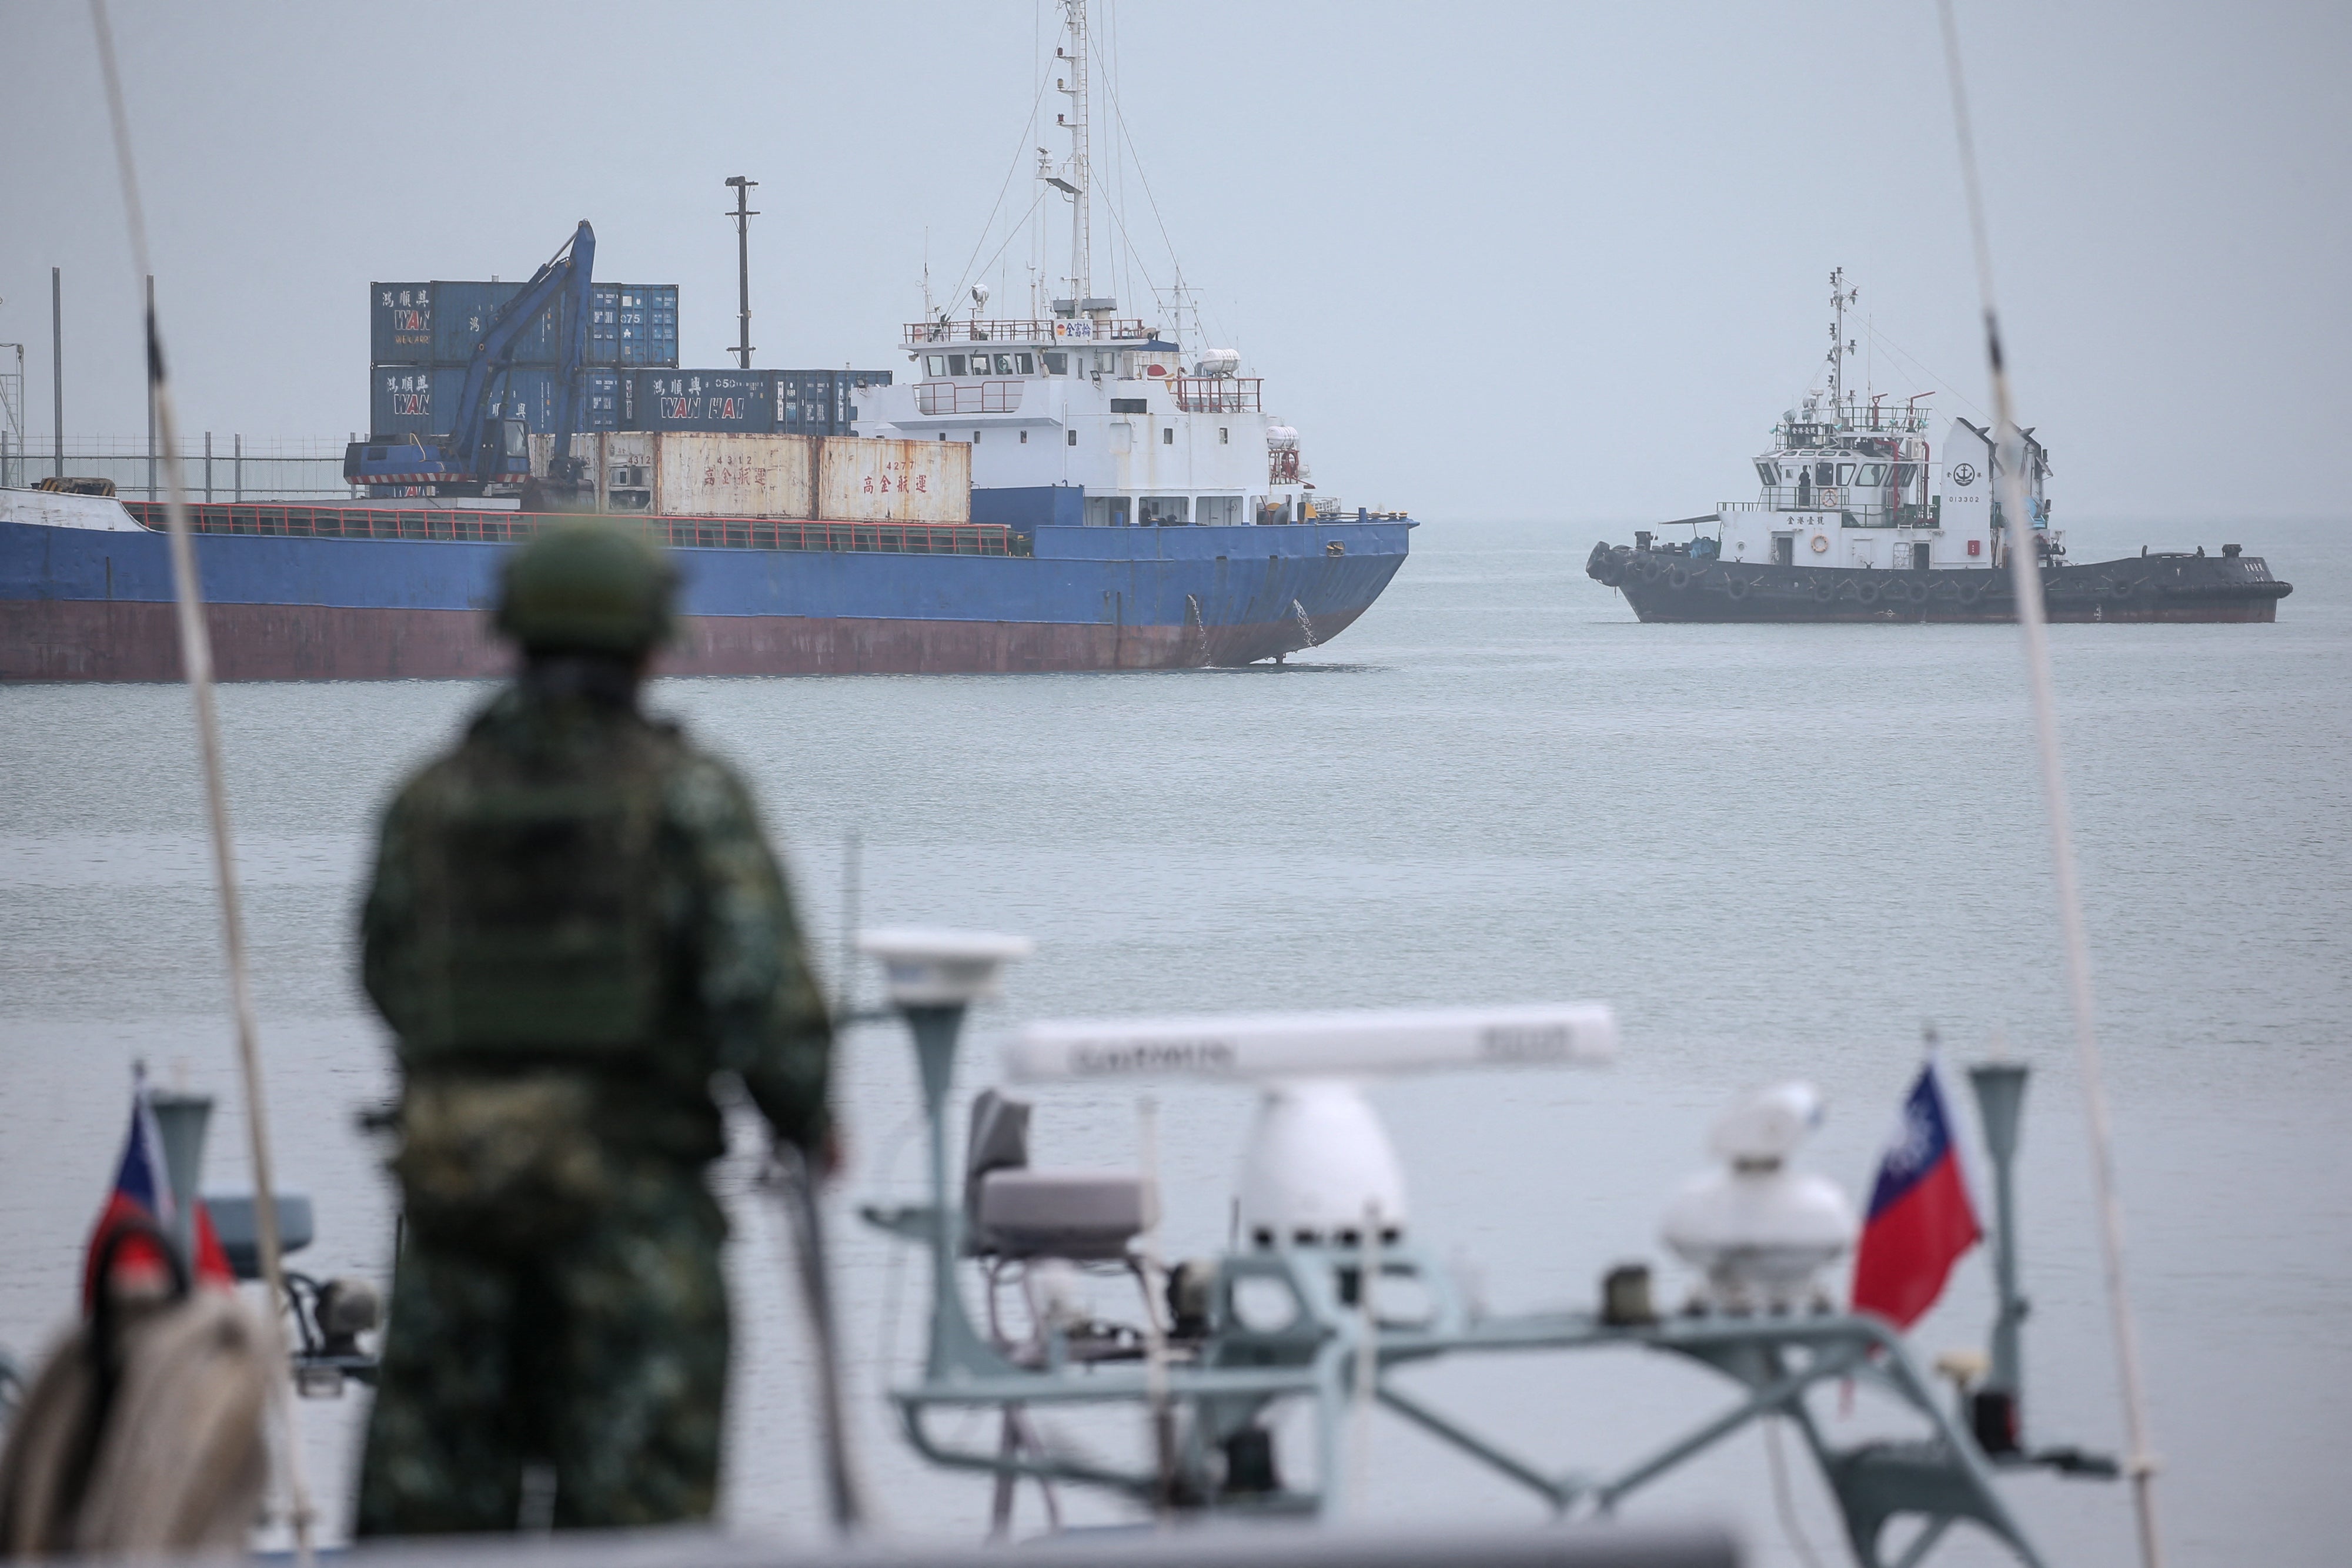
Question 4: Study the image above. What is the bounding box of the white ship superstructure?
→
[853,0,1337,533]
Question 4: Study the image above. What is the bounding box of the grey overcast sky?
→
[2,0,2344,522]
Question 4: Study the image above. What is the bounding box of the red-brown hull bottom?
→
[1,600,1371,683]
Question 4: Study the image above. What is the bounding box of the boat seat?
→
[964,1088,1146,1261]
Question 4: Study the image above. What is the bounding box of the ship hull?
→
[1,504,1406,681]
[1586,544,2288,624]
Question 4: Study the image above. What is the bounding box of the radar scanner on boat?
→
[1007,1003,1616,1247]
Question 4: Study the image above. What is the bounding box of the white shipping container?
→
[818,437,969,524]
[653,433,814,518]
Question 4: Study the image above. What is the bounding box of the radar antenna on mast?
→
[1827,267,1859,423]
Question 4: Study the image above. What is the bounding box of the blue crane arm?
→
[443,220,597,482]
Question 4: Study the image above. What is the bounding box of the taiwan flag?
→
[1850,1058,1982,1329]
[82,1068,235,1308]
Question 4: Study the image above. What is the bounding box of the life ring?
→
[1810,534,1829,554]
[1724,575,1750,600]
[1666,565,1691,590]
[1855,580,1882,607]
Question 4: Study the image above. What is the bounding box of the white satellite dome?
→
[1661,1081,1855,1312]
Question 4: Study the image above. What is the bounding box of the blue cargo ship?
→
[1,0,1411,682]
[0,492,1408,680]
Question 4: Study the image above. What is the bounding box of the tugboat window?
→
[1837,463,1856,484]
[1856,463,1886,486]
[1815,462,1835,485]
[1755,461,1777,487]
[948,354,968,376]
[924,355,947,376]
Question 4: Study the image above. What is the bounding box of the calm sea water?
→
[4,516,2346,1564]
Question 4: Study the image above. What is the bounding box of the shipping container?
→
[432,281,560,366]
[819,436,968,523]
[775,370,837,436]
[580,285,679,367]
[633,370,774,433]
[373,365,614,439]
[370,282,436,364]
[369,366,464,437]
[652,433,814,518]
[614,286,679,366]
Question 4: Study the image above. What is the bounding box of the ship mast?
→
[1827,268,1857,425]
[1058,0,1093,307]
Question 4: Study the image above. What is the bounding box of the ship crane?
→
[342,221,599,501]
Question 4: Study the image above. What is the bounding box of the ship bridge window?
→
[1836,463,1856,484]
[1856,462,1887,486]
[1893,462,1917,488]
[1755,461,1777,487]
[1815,462,1835,485]
[1043,351,1069,375]
[947,354,968,376]
[924,355,948,376]
[1139,495,1190,525]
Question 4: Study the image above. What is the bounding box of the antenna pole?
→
[52,266,64,480]
[1939,5,2163,1564]
[726,176,759,370]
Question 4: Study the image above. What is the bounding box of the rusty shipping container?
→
[820,437,968,524]
[653,433,814,518]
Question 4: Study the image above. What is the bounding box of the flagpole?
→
[1937,6,2163,1564]
[87,6,317,1560]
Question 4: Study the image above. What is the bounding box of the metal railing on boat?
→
[123,503,1023,556]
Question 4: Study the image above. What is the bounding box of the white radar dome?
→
[1237,1081,1407,1249]
[1661,1081,1855,1312]
[1195,348,1241,378]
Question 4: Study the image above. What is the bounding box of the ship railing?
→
[915,380,1025,416]
[125,502,1021,556]
[1171,377,1262,413]
[904,318,1149,346]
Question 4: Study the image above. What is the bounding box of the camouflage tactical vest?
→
[399,723,675,1068]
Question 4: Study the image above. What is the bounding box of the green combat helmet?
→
[495,521,678,655]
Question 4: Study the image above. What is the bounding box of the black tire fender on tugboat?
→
[2109,577,2135,599]
[1813,577,1839,602]
[1905,580,1931,604]
[1724,574,1751,600]
[1666,564,1691,590]
[1957,581,1986,606]
[1855,580,1882,607]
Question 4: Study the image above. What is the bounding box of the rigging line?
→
[965,190,1054,306]
[1936,6,2165,1568]
[948,68,1061,310]
[1090,34,1187,289]
[86,4,317,1563]
[1862,320,1990,422]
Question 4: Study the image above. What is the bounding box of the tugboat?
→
[1586,271,2291,623]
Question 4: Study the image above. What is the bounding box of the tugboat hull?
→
[1586,544,2289,624]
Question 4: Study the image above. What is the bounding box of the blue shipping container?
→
[372,366,616,438]
[370,282,436,364]
[633,369,773,432]
[432,281,560,366]
[775,369,836,435]
[616,286,679,366]
[369,366,464,437]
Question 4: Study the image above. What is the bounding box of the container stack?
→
[369,280,889,442]
[368,280,681,439]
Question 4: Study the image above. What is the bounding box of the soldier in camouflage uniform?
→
[353,522,832,1534]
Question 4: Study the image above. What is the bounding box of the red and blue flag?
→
[82,1068,235,1307]
[1850,1057,1982,1329]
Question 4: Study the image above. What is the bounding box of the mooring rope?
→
[1937,5,2164,1564]
[86,4,318,1559]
